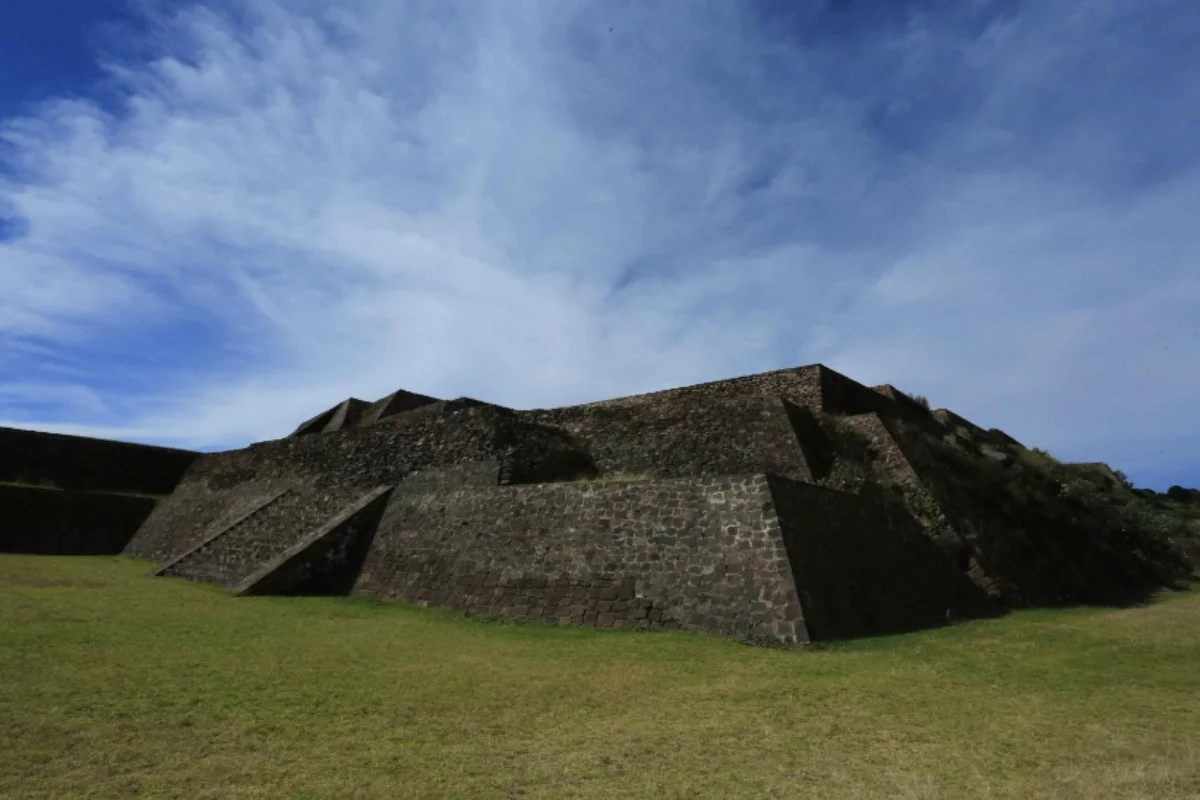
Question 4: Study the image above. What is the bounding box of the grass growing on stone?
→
[2,556,1199,800]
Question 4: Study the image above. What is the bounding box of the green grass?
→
[2,557,1199,799]
[1013,446,1061,471]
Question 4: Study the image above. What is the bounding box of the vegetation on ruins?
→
[3,364,1195,645]
[814,413,1194,606]
[2,363,1198,797]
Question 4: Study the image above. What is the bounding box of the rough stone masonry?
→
[120,362,1004,644]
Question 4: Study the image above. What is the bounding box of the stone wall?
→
[555,364,889,416]
[291,402,342,436]
[124,480,293,563]
[931,409,986,439]
[369,397,494,429]
[395,463,500,495]
[818,368,893,415]
[524,395,810,482]
[355,475,807,644]
[292,390,442,436]
[496,418,598,485]
[841,413,925,492]
[349,472,984,642]
[767,477,987,640]
[0,425,197,495]
[872,384,935,418]
[360,389,441,427]
[180,404,589,493]
[830,413,984,583]
[235,486,394,596]
[0,485,158,554]
[326,398,371,432]
[784,403,837,481]
[160,485,363,588]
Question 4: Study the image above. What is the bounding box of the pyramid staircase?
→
[155,486,382,590]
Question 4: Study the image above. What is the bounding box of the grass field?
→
[2,555,1198,799]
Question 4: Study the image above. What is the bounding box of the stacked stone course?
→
[7,358,1175,635]
[110,359,1178,644]
[355,475,808,642]
[159,486,362,587]
[126,479,292,563]
[524,395,810,482]
[114,362,997,643]
[236,485,394,596]
[0,426,198,555]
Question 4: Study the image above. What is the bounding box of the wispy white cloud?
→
[0,0,1197,489]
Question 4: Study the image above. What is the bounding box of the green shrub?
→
[891,420,1192,602]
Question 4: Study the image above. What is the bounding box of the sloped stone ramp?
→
[234,485,393,596]
[156,485,389,592]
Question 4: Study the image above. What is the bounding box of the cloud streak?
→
[1,0,1197,489]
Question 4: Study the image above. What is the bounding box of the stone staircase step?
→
[160,487,358,589]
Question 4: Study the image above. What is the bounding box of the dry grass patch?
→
[1,555,1198,799]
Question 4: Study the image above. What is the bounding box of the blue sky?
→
[0,0,1197,491]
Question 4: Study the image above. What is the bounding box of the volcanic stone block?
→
[522,395,811,482]
[234,485,394,596]
[360,389,441,426]
[124,480,294,563]
[354,474,808,644]
[158,486,364,589]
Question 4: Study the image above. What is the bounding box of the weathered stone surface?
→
[360,389,441,427]
[159,486,363,589]
[842,413,924,491]
[768,477,987,640]
[325,398,371,433]
[871,384,935,420]
[524,395,810,482]
[126,480,293,563]
[930,408,985,439]
[534,364,884,416]
[235,485,394,596]
[291,402,341,437]
[0,426,193,556]
[180,403,593,493]
[0,425,196,495]
[0,485,157,555]
[82,358,1183,644]
[293,390,442,437]
[354,475,808,644]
